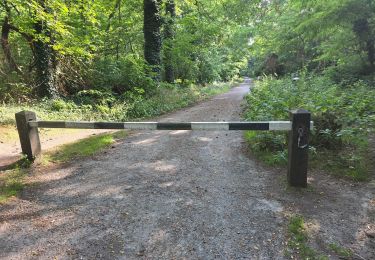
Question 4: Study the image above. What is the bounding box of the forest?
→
[0,1,375,258]
[0,0,374,179]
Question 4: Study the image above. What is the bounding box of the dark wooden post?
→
[15,111,41,161]
[288,109,311,187]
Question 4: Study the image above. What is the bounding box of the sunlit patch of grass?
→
[1,131,128,203]
[0,125,83,144]
[328,243,352,258]
[200,82,231,97]
[0,125,19,142]
[0,157,31,203]
[42,131,127,164]
[285,215,328,260]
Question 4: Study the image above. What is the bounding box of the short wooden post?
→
[288,109,311,187]
[15,111,41,161]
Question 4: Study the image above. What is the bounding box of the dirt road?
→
[1,80,374,259]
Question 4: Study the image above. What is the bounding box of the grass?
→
[310,148,371,182]
[0,169,25,203]
[285,215,328,260]
[0,81,234,126]
[285,215,355,259]
[244,131,288,166]
[41,131,127,164]
[0,125,19,142]
[0,157,32,203]
[0,126,86,143]
[0,131,127,202]
[328,243,352,258]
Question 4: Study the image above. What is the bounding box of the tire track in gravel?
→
[0,79,288,259]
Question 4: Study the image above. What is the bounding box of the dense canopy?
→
[1,0,373,101]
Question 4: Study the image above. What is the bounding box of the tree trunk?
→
[353,18,375,73]
[33,0,58,98]
[366,39,375,72]
[144,0,162,80]
[163,0,175,83]
[1,17,22,75]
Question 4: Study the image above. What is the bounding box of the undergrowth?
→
[0,82,232,125]
[244,74,374,181]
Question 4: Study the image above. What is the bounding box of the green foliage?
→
[244,74,374,180]
[0,0,247,102]
[244,131,287,166]
[0,81,232,125]
[125,82,230,118]
[0,73,31,103]
[87,56,155,95]
[249,0,375,77]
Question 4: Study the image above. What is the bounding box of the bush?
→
[244,74,374,179]
[0,72,32,103]
[0,81,233,125]
[87,55,155,95]
[74,89,116,106]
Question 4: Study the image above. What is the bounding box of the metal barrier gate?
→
[15,109,312,187]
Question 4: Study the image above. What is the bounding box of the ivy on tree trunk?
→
[33,1,58,98]
[163,0,175,83]
[144,0,162,81]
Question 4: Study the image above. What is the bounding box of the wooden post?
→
[15,111,41,161]
[288,109,311,187]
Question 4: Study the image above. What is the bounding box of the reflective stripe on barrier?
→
[28,121,314,131]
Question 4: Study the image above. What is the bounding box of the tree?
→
[33,0,58,98]
[144,0,162,80]
[163,0,175,83]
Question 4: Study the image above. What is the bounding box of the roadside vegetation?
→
[0,82,233,125]
[285,215,354,259]
[0,1,250,125]
[243,0,375,181]
[285,215,328,260]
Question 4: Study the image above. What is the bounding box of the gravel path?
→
[1,79,374,259]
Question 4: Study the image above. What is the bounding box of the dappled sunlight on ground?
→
[169,130,190,136]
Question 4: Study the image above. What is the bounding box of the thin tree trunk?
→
[353,18,375,73]
[144,0,162,81]
[163,0,175,83]
[366,39,375,72]
[1,16,22,74]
